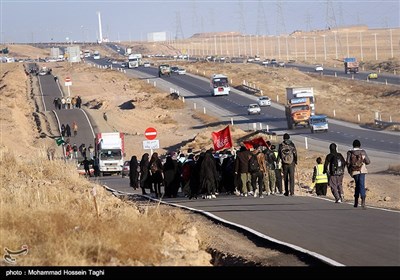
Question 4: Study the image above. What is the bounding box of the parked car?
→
[278,61,285,67]
[121,160,130,177]
[257,96,271,107]
[315,65,324,72]
[143,61,151,67]
[368,72,378,79]
[247,104,261,115]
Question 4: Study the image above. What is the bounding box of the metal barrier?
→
[374,119,400,128]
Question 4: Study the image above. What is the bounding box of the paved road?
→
[85,58,398,172]
[33,64,95,160]
[87,56,399,157]
[32,62,400,266]
[100,176,400,267]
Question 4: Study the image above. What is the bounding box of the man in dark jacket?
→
[324,143,346,203]
[277,133,297,196]
[234,145,252,196]
[346,139,371,209]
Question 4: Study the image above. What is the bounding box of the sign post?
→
[65,77,72,97]
[144,127,158,154]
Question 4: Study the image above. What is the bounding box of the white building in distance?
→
[147,32,167,42]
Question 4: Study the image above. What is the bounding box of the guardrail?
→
[374,119,400,128]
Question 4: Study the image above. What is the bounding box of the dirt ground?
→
[1,43,399,266]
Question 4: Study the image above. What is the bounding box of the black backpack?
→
[248,154,260,173]
[265,150,277,170]
[330,153,345,176]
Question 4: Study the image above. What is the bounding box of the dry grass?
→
[388,164,400,175]
[192,111,220,125]
[0,150,210,266]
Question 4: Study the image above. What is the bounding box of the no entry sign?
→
[144,127,157,140]
[65,77,72,86]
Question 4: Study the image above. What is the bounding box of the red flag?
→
[243,137,268,150]
[211,126,233,151]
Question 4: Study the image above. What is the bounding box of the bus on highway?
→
[210,74,230,96]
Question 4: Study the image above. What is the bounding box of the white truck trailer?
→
[94,132,125,176]
[128,54,142,68]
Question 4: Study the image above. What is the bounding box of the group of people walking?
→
[53,96,82,110]
[312,139,370,208]
[60,121,78,138]
[128,134,370,208]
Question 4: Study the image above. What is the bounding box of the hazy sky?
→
[1,0,399,43]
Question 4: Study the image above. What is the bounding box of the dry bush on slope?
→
[0,151,211,266]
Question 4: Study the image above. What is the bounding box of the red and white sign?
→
[144,127,157,140]
[65,77,72,86]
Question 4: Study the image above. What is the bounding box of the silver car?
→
[247,104,261,115]
[257,96,271,107]
[121,160,130,177]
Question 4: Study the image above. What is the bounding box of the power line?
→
[276,0,286,35]
[304,12,312,32]
[237,0,247,34]
[191,1,199,34]
[175,11,184,40]
[256,0,269,35]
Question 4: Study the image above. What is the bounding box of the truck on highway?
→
[158,64,171,77]
[285,87,315,129]
[128,53,142,68]
[94,132,125,176]
[344,57,359,74]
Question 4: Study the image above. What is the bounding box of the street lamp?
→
[313,37,316,61]
[359,32,363,61]
[277,36,281,59]
[249,34,253,57]
[263,35,266,58]
[219,35,223,56]
[214,35,217,56]
[333,31,338,59]
[256,35,259,57]
[373,33,378,60]
[321,35,327,61]
[238,36,241,57]
[303,36,307,61]
[293,36,298,59]
[390,29,393,58]
[285,36,289,61]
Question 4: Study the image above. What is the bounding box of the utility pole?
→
[175,11,184,40]
[256,0,269,35]
[276,0,286,35]
[326,0,342,57]
[191,1,199,35]
[237,1,247,35]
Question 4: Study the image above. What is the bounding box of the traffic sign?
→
[144,127,157,140]
[143,140,159,150]
[65,77,72,87]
